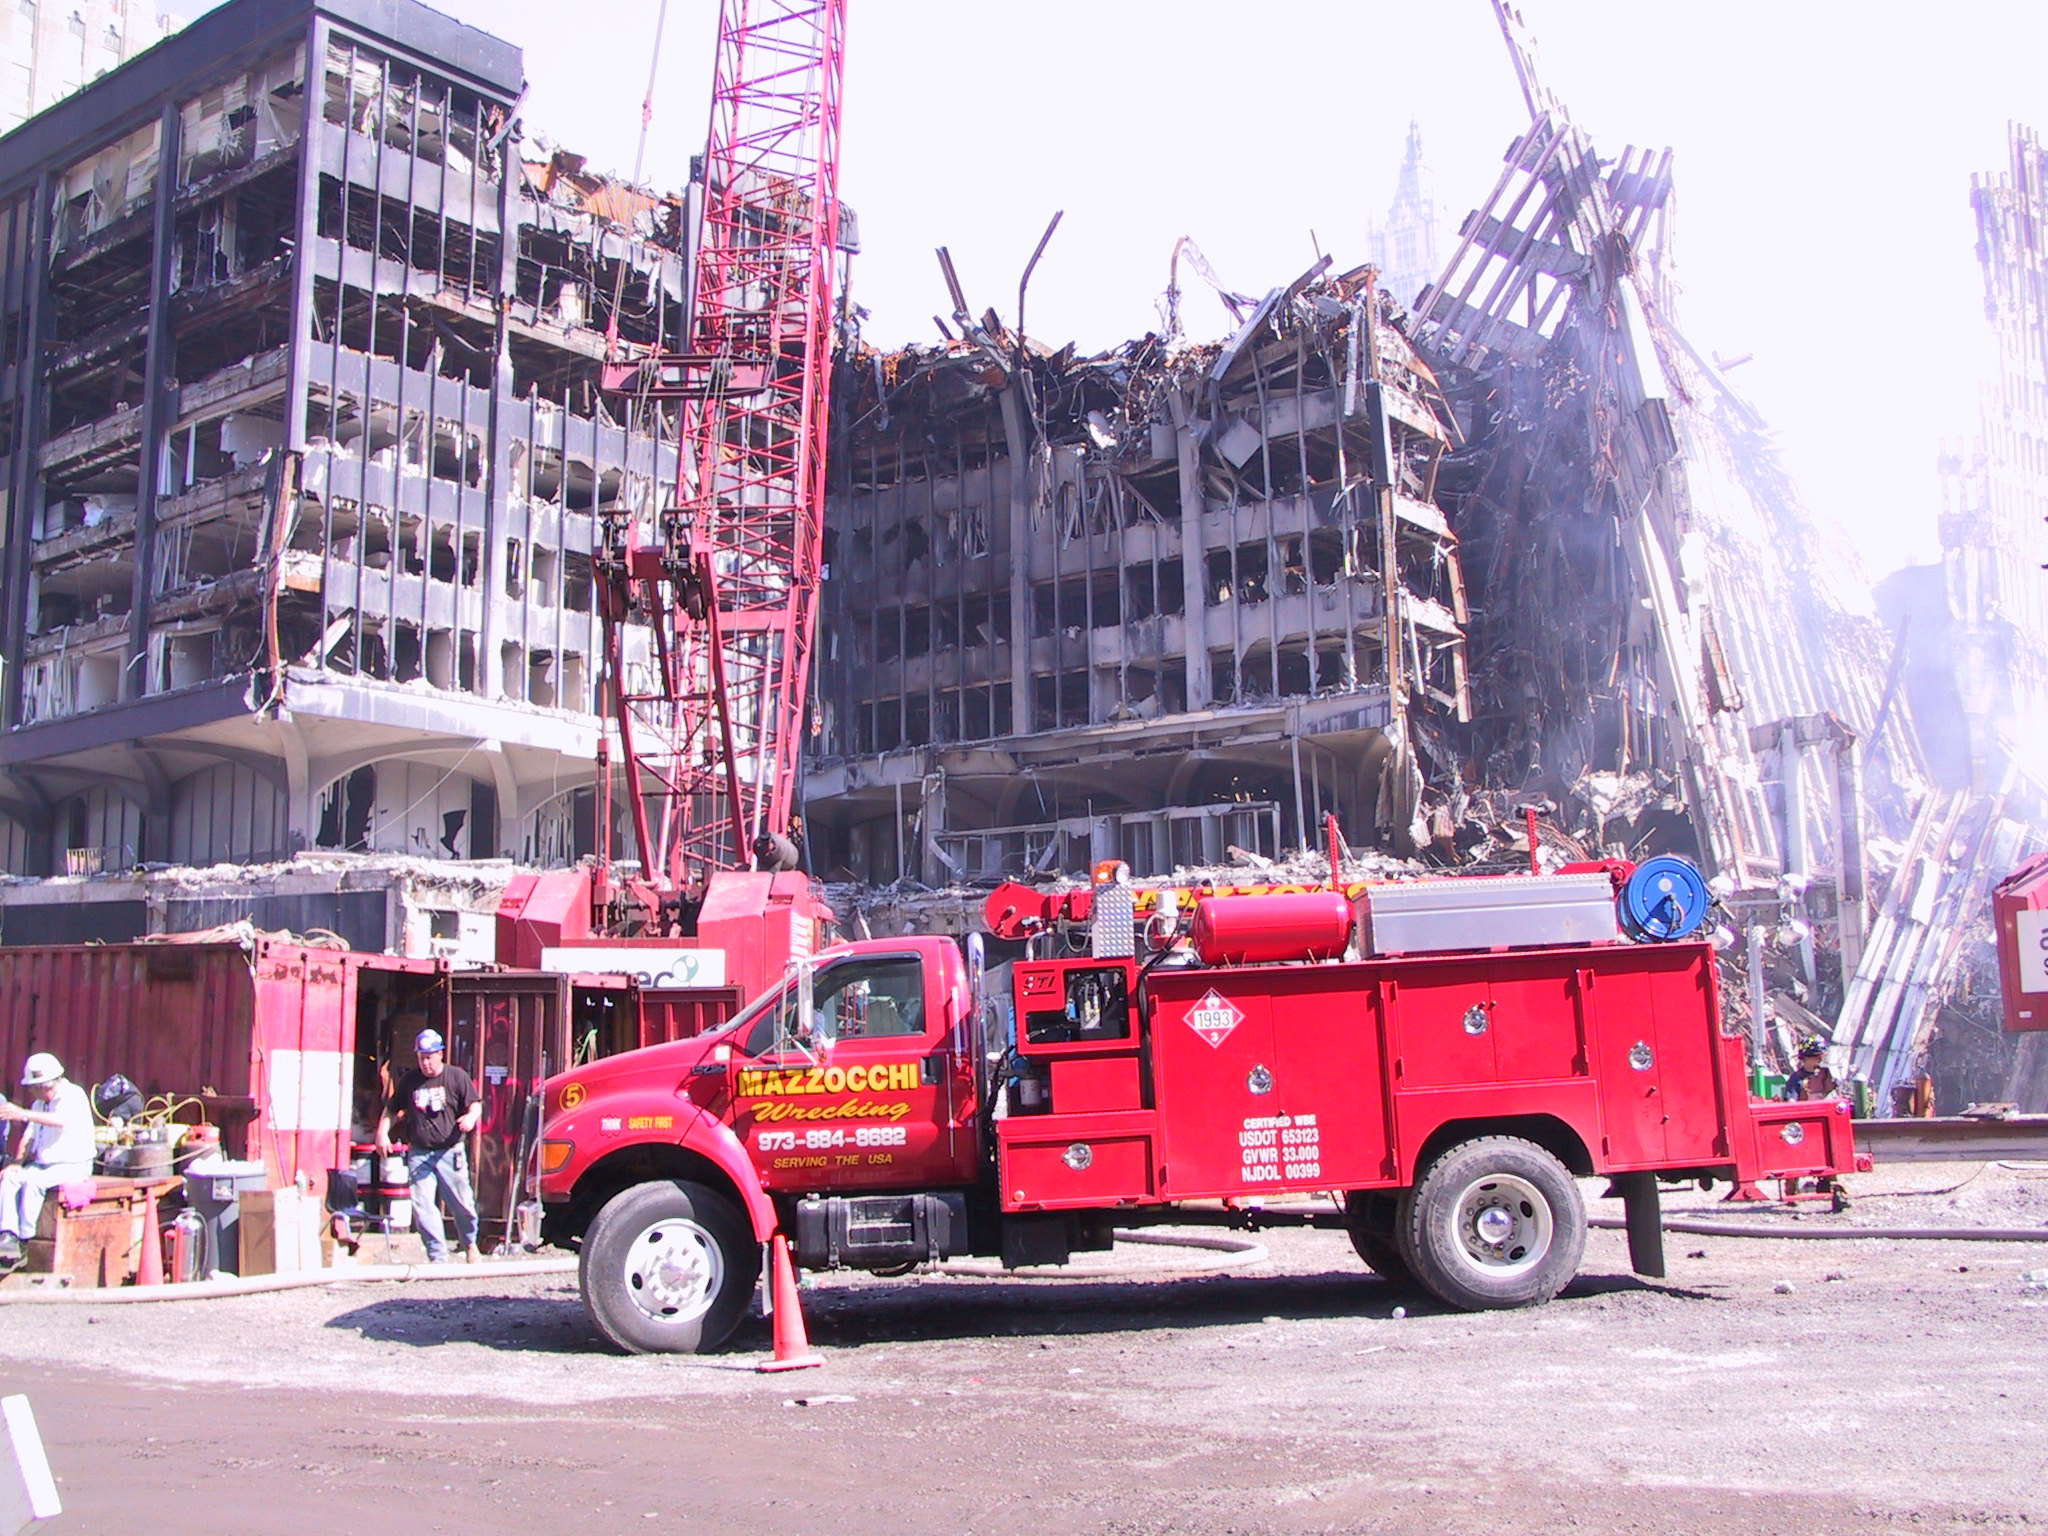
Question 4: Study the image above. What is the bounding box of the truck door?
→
[727,949,973,1193]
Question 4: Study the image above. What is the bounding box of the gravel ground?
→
[4,1162,2047,1535]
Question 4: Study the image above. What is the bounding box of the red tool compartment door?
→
[1148,976,1278,1195]
[1147,967,1395,1195]
[1383,961,1499,1087]
[1264,968,1394,1187]
[1586,945,1720,1167]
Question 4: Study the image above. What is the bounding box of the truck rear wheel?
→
[1405,1137,1584,1311]
[580,1179,759,1355]
[1343,1191,1416,1286]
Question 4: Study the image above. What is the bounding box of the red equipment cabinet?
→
[1995,852,2048,1032]
[993,938,1833,1213]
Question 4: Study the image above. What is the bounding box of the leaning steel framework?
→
[600,0,846,898]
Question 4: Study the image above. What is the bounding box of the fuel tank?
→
[1191,891,1355,965]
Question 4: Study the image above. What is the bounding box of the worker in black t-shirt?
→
[376,1028,483,1263]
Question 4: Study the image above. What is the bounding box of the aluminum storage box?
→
[1363,873,1620,956]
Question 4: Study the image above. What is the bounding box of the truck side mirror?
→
[796,955,831,1056]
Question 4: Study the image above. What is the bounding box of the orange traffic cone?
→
[136,1190,164,1287]
[756,1233,824,1373]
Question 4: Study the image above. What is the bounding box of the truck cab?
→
[536,933,990,1351]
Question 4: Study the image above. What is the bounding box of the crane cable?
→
[603,0,672,369]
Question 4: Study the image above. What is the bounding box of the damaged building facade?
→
[0,0,2035,1113]
[809,2,2047,1113]
[804,267,1469,886]
[0,0,690,914]
[1939,122,2048,800]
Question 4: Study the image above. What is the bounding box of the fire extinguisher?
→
[163,1208,204,1284]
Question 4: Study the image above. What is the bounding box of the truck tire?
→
[1404,1137,1585,1311]
[579,1179,759,1355]
[1343,1191,1416,1286]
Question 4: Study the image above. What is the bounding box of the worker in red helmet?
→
[1780,1038,1847,1209]
[1781,1039,1838,1102]
[0,1053,96,1271]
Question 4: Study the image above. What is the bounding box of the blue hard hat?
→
[414,1029,445,1053]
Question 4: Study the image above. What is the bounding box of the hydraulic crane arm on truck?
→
[537,859,1863,1354]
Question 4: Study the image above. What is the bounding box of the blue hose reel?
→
[1619,855,1712,942]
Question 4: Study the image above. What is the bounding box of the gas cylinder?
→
[164,1208,204,1284]
[1191,891,1355,965]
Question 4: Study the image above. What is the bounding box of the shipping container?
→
[0,939,635,1244]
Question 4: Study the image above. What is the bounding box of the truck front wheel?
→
[1405,1137,1585,1311]
[580,1179,759,1354]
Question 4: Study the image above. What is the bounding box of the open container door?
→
[446,971,571,1247]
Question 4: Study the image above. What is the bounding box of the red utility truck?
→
[536,865,1859,1353]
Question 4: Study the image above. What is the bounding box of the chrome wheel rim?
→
[1447,1172,1552,1279]
[625,1217,724,1324]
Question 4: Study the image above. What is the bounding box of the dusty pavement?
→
[3,1164,2047,1536]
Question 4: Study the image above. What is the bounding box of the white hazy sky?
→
[177,0,2048,580]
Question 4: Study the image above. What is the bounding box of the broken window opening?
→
[562,550,593,611]
[315,763,377,852]
[530,546,558,601]
[393,621,422,682]
[425,628,455,689]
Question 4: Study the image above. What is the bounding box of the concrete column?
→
[1831,731,1867,976]
[1174,394,1213,707]
[485,741,519,859]
[125,100,184,701]
[276,718,315,852]
[1780,721,1808,880]
[998,388,1033,729]
[917,767,949,887]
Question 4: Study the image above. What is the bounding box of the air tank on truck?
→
[536,855,1862,1354]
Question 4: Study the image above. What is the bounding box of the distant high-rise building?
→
[0,0,175,136]
[1369,120,1443,308]
[1940,122,2048,798]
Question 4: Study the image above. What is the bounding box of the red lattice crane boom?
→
[597,0,846,928]
[498,0,845,987]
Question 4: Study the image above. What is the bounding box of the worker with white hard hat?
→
[0,1053,96,1270]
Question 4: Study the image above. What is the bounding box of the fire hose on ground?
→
[1588,1215,2048,1242]
[0,1230,1270,1305]
[0,1256,579,1305]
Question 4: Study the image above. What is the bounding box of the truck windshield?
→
[723,957,926,1058]
[716,980,792,1056]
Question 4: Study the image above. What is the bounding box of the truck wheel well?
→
[1409,1115,1593,1181]
[565,1144,745,1247]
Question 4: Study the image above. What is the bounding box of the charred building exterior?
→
[0,0,688,879]
[1941,122,2048,800]
[804,269,1469,885]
